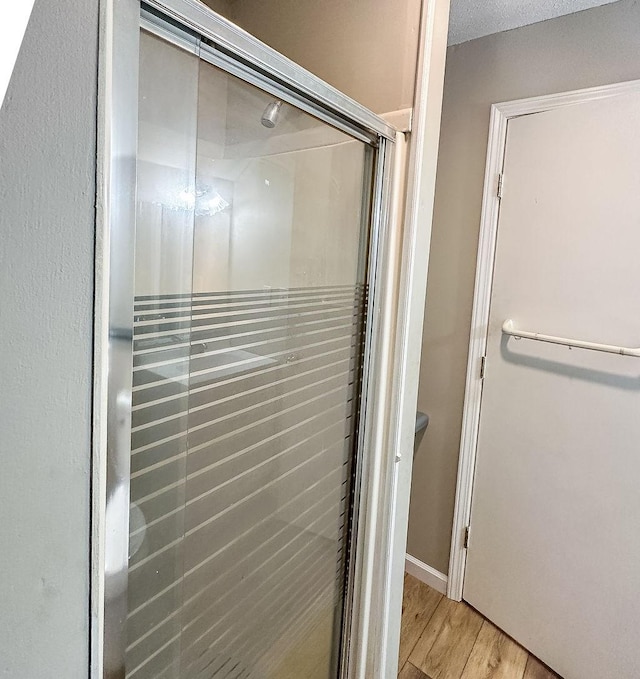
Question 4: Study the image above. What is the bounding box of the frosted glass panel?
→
[128,30,372,679]
[181,62,371,679]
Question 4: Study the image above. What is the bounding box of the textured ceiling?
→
[448,0,621,45]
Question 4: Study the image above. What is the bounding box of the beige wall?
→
[202,0,234,16]
[204,0,422,115]
[408,0,640,574]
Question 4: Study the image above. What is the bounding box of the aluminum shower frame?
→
[94,1,402,677]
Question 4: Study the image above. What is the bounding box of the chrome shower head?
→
[261,99,283,128]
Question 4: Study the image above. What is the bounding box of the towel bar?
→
[502,319,640,357]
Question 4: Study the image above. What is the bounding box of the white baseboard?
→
[405,554,448,595]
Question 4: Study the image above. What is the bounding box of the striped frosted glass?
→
[127,29,372,679]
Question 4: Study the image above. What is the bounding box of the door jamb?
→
[446,77,640,602]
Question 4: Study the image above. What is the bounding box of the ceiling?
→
[448,0,621,45]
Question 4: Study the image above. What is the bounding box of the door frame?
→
[447,77,640,602]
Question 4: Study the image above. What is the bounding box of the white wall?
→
[408,0,640,574]
[0,0,98,674]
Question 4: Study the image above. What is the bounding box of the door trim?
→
[372,0,450,674]
[447,77,640,602]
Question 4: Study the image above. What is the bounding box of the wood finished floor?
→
[399,574,562,679]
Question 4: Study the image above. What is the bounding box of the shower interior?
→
[125,25,375,679]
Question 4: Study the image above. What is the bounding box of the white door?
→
[464,90,640,679]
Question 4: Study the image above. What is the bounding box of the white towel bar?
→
[501,319,640,358]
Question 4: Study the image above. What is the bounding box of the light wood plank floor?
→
[399,574,562,679]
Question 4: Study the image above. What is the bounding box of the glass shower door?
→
[126,28,373,679]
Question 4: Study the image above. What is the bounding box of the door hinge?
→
[480,356,486,380]
[497,173,504,199]
[464,526,471,549]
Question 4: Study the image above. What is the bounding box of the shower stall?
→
[100,2,403,678]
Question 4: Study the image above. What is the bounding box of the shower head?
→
[261,99,283,128]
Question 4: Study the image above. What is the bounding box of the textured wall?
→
[0,0,98,675]
[448,0,620,45]
[408,0,640,574]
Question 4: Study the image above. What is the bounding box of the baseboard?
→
[405,554,448,595]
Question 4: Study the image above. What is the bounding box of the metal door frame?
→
[94,1,403,677]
